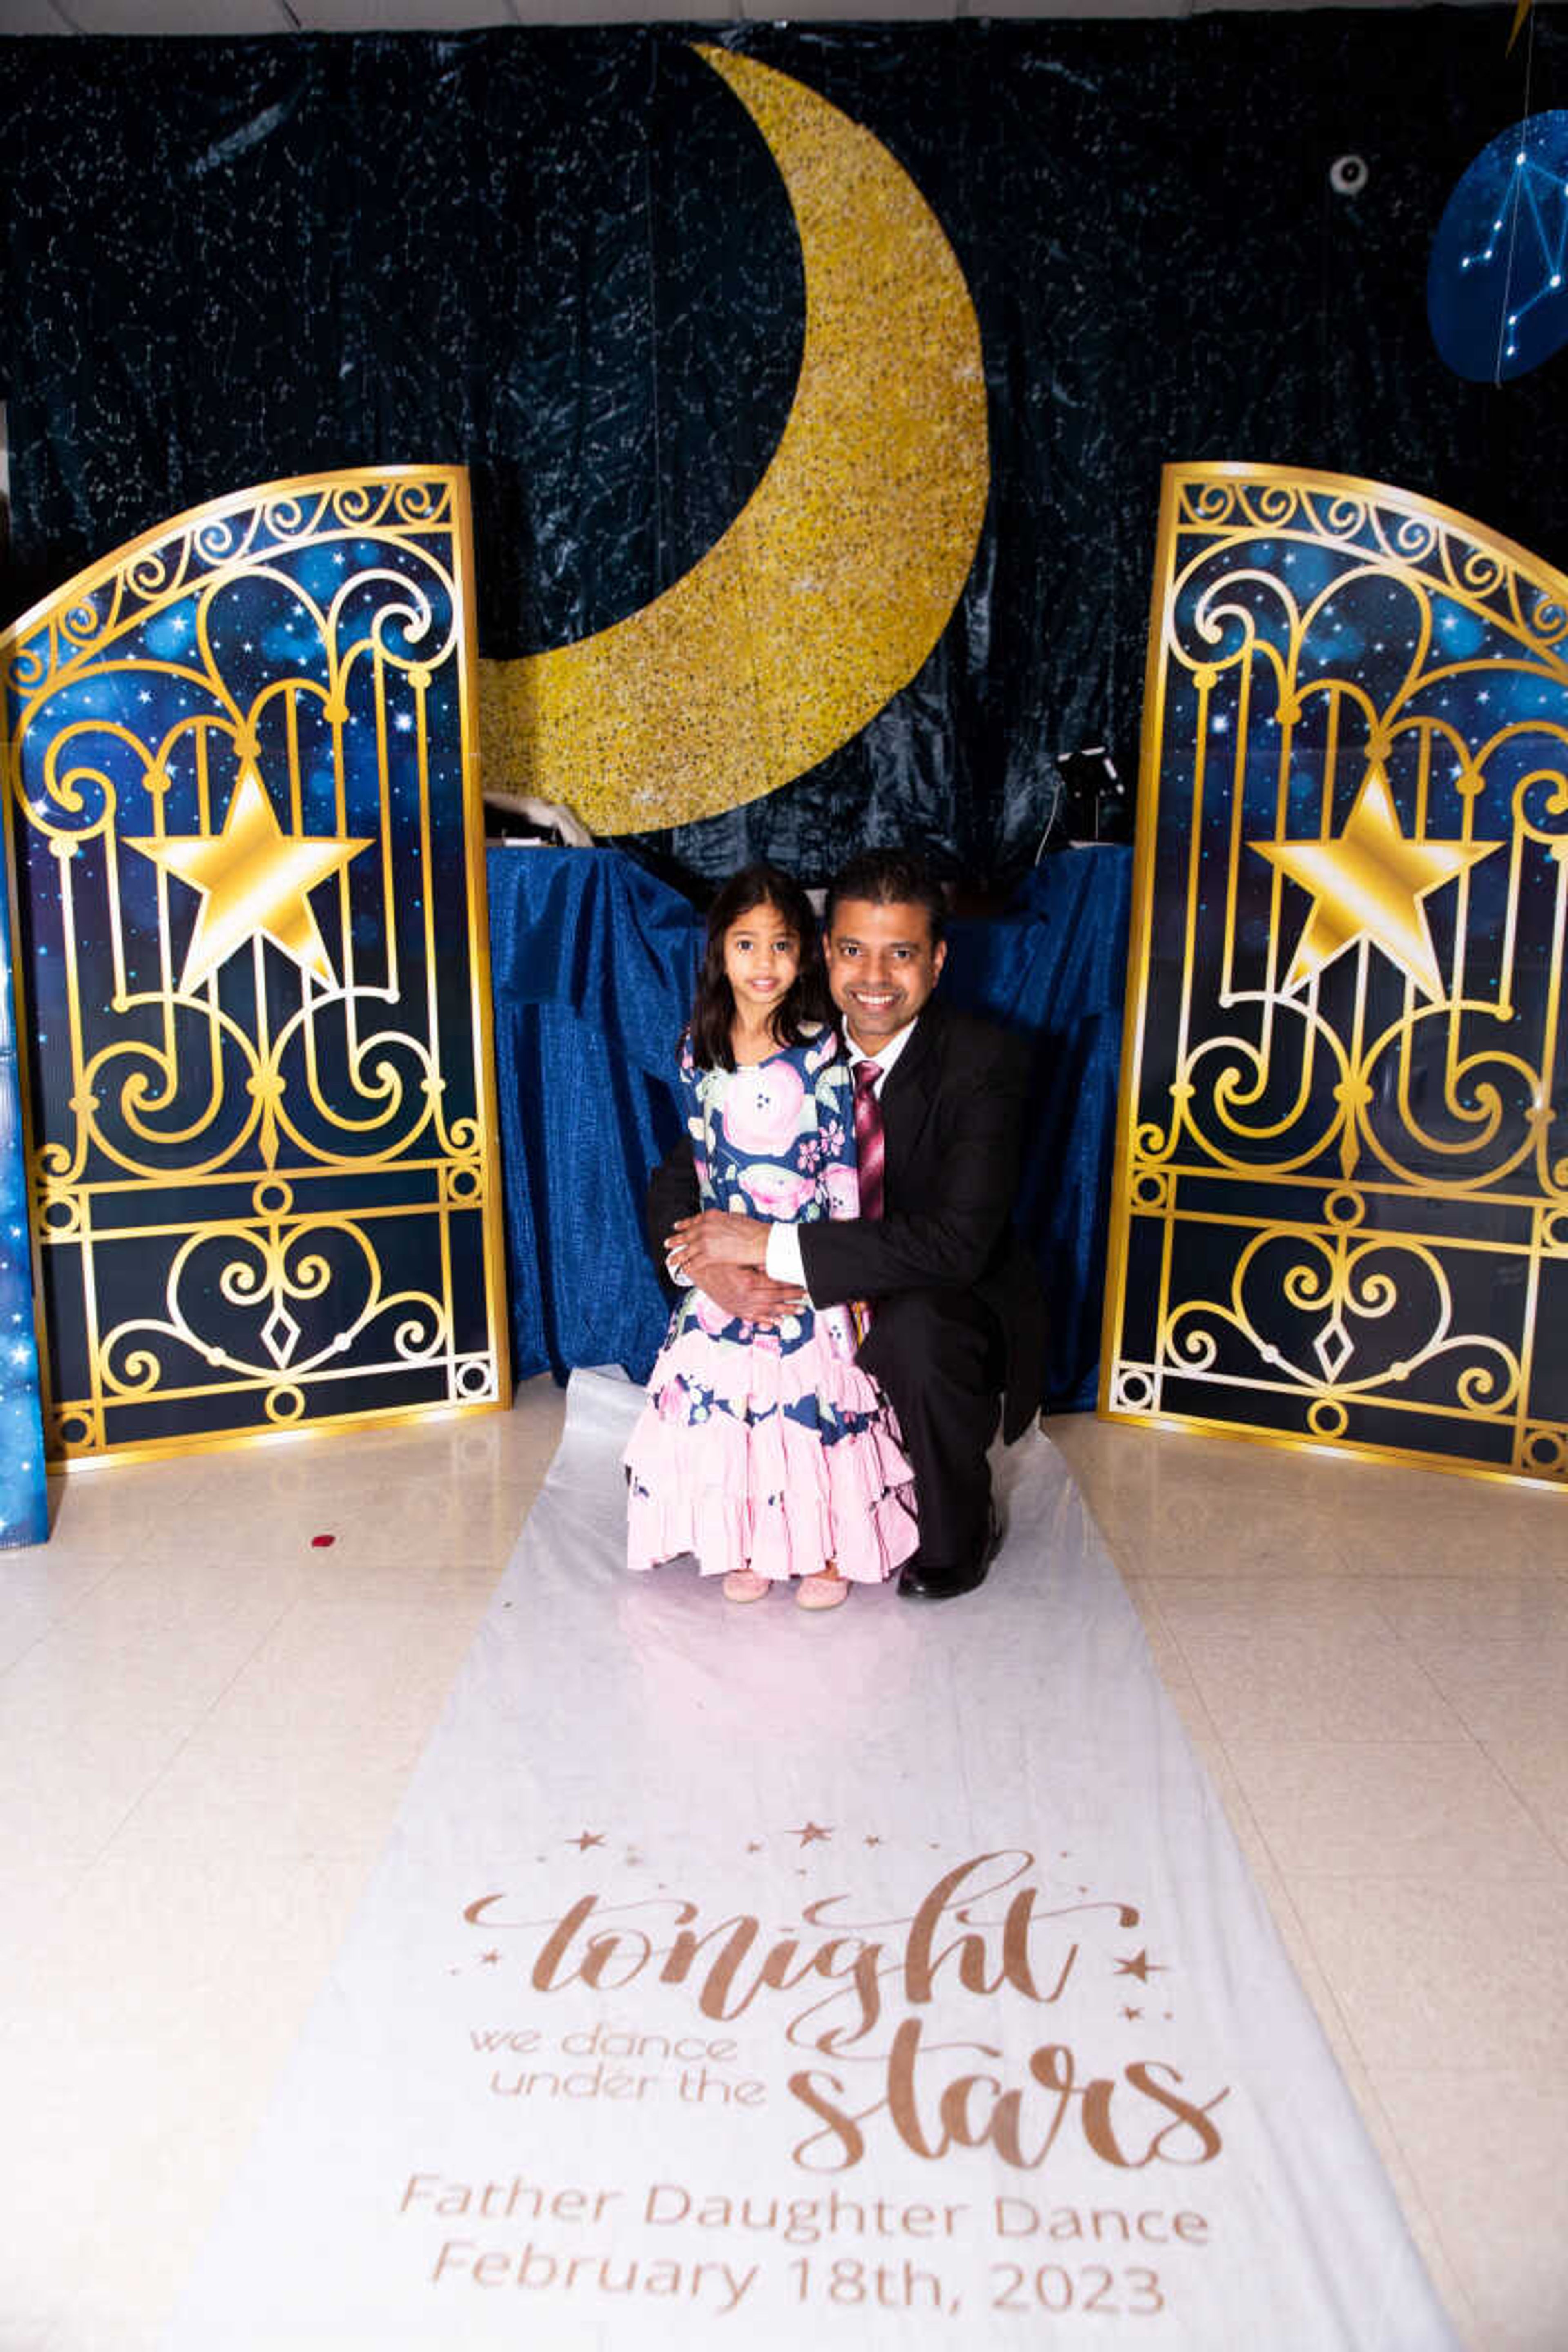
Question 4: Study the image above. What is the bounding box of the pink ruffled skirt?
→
[625,1323,918,1585]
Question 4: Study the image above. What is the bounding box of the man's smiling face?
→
[825,897,947,1050]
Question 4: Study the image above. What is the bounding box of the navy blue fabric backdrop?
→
[488,845,1130,1411]
[489,848,700,1389]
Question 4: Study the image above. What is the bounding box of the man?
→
[650,848,1046,1601]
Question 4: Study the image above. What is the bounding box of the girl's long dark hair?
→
[689,863,826,1071]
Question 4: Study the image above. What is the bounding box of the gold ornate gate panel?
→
[2,468,510,1461]
[1102,463,1568,1486]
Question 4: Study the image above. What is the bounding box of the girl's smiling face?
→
[723,902,801,1022]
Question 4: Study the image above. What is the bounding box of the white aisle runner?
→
[164,1372,1456,2350]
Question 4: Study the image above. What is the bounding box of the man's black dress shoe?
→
[897,1507,1002,1601]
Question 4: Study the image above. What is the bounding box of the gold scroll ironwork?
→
[1102,463,1568,1486]
[1,467,510,1462]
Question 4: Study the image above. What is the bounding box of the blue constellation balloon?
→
[1429,109,1568,381]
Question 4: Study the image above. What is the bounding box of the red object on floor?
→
[311,1533,336,1548]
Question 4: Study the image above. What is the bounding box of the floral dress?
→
[625,1025,918,1584]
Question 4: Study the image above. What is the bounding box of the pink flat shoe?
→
[796,1572,848,1611]
[722,1569,772,1603]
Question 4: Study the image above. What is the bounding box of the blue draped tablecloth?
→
[487,845,1131,1413]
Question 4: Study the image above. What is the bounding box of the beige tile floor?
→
[1049,1412,1568,2352]
[2,1381,1564,2350]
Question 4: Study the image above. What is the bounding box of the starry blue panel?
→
[2,470,508,1461]
[1104,465,1568,1487]
[0,881,49,1548]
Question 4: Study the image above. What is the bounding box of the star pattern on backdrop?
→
[127,764,371,993]
[1251,764,1503,1002]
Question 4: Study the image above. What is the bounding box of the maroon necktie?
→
[853,1060,885,1220]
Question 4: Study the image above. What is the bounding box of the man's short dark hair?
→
[824,849,947,943]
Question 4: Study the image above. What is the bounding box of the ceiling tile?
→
[44,0,293,26]
[0,0,87,29]
[292,0,513,24]
[504,0,730,20]
[740,0,956,16]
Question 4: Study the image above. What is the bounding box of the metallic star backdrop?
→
[1102,464,1568,1488]
[1,468,511,1463]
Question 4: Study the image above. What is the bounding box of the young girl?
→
[625,865,917,1609]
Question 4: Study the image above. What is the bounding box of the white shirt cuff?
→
[766,1223,808,1290]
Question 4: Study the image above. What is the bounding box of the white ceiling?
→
[0,0,1495,30]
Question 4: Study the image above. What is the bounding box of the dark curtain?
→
[1,13,1559,889]
[488,845,1129,1410]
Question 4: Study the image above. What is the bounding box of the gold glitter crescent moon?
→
[479,46,990,836]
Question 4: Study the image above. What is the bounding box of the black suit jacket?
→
[646,1000,1046,1443]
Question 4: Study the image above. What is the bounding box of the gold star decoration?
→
[568,1831,605,1851]
[127,764,371,993]
[793,1822,832,1845]
[1251,765,1503,1004]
